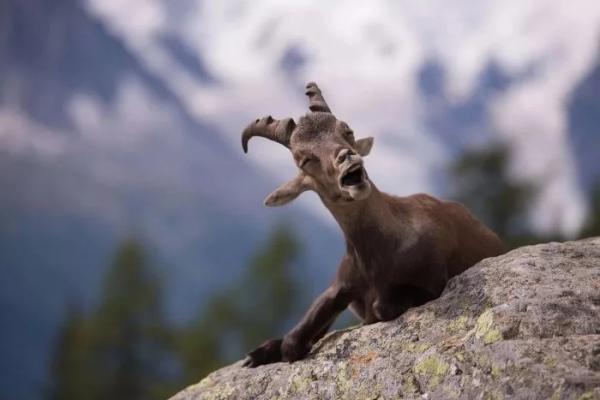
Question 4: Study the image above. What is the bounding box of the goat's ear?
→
[355,137,374,156]
[264,174,310,207]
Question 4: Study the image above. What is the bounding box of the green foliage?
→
[50,227,307,396]
[49,309,96,400]
[450,144,563,248]
[91,240,174,400]
[451,143,600,245]
[49,240,176,400]
[579,182,600,238]
[237,225,300,348]
[179,225,302,383]
[451,145,531,239]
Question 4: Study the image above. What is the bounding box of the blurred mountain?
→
[568,55,600,194]
[0,1,339,398]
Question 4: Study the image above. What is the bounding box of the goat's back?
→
[390,193,506,277]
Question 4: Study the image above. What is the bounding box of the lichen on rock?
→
[475,309,503,344]
[171,238,600,400]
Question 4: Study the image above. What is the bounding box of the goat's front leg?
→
[243,284,353,367]
[242,338,283,367]
[281,284,353,362]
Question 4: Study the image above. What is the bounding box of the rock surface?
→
[172,238,600,400]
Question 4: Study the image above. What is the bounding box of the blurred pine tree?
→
[49,308,97,400]
[91,240,175,400]
[179,225,301,383]
[49,240,177,400]
[579,182,600,238]
[450,144,562,248]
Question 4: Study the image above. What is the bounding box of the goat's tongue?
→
[342,168,363,186]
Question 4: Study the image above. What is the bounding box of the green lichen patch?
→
[491,365,501,379]
[483,390,505,400]
[406,341,432,354]
[335,361,353,398]
[290,374,310,393]
[414,355,450,377]
[576,392,600,400]
[475,310,503,344]
[447,315,470,334]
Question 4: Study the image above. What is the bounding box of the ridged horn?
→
[305,82,331,113]
[241,115,296,153]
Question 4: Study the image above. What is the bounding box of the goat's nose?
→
[336,148,355,165]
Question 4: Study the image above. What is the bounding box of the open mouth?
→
[340,165,364,187]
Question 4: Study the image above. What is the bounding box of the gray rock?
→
[171,238,600,400]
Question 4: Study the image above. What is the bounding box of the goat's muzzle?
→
[338,160,371,201]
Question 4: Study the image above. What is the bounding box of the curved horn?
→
[305,82,331,113]
[241,115,296,153]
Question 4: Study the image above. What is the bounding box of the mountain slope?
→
[568,55,600,194]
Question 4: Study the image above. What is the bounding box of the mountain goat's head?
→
[242,82,374,207]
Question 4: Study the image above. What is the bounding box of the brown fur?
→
[241,83,505,367]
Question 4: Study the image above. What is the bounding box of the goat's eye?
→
[299,157,312,168]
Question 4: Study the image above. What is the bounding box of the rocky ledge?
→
[172,238,600,400]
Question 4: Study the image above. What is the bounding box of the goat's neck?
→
[322,184,394,246]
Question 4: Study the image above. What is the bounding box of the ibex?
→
[241,82,506,367]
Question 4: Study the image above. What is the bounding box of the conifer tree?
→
[579,182,600,238]
[49,240,176,400]
[180,225,301,382]
[450,145,550,248]
[91,240,173,400]
[49,308,96,400]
